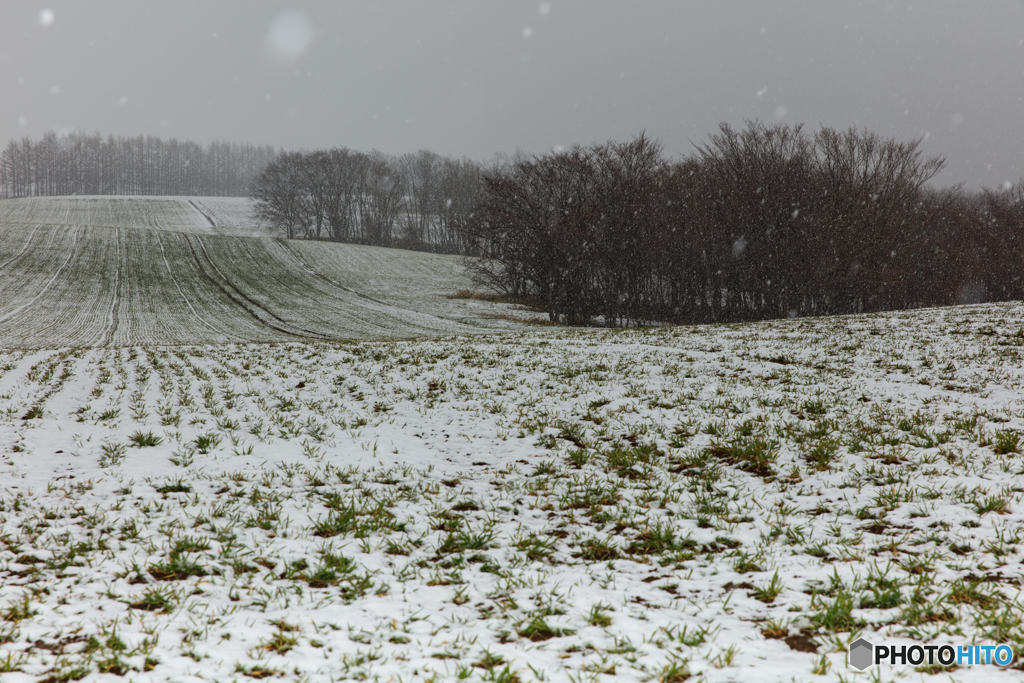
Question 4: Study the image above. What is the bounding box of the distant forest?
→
[0,131,278,197]
[4,123,1023,326]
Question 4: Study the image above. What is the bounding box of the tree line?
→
[251,148,484,253]
[6,123,1022,326]
[466,123,1024,325]
[0,131,278,198]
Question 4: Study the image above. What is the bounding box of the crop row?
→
[0,301,1022,680]
[0,198,527,347]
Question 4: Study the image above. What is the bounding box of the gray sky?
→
[2,0,1022,189]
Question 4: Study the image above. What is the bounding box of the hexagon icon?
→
[849,638,874,670]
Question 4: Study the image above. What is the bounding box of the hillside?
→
[0,196,532,347]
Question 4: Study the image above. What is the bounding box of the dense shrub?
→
[467,122,1024,325]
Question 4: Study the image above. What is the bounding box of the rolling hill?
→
[0,196,530,347]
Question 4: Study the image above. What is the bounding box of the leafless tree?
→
[359,150,405,247]
[0,131,277,198]
[251,152,310,239]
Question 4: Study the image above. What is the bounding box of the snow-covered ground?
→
[0,196,264,237]
[1,301,1023,681]
[0,196,540,347]
[189,197,268,237]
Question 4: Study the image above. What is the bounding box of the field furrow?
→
[0,226,83,328]
[0,196,533,347]
[0,226,124,347]
[137,231,293,344]
[112,231,243,345]
[197,235,484,339]
[185,235,328,338]
[0,223,44,271]
[282,238,485,319]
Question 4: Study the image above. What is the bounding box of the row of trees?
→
[0,131,278,197]
[467,123,1024,325]
[251,148,484,252]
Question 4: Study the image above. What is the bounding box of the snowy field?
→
[0,197,535,347]
[1,300,1024,681]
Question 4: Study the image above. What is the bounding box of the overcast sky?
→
[2,1,1022,189]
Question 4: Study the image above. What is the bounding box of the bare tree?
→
[359,150,405,247]
[398,150,441,246]
[319,148,364,242]
[0,131,277,198]
[251,152,310,239]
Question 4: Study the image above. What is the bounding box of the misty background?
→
[1,0,1022,190]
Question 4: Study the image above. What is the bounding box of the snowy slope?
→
[0,196,534,346]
